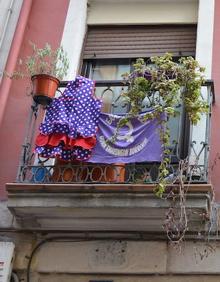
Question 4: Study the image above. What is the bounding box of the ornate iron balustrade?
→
[16,80,214,184]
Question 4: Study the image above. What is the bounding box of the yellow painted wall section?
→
[87,1,198,25]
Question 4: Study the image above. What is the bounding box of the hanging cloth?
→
[88,112,163,164]
[35,76,102,161]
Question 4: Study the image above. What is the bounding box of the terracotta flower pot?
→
[31,74,60,105]
[52,160,125,183]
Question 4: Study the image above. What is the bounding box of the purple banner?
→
[88,112,162,164]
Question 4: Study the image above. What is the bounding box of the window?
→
[81,25,197,159]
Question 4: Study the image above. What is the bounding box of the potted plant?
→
[9,42,69,105]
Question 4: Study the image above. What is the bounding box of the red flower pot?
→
[31,74,60,105]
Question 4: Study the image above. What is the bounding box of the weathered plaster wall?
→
[0,0,69,199]
[23,274,220,282]
[1,236,220,280]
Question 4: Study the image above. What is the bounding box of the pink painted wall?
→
[211,0,220,201]
[0,0,69,199]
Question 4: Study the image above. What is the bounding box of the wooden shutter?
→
[83,25,197,59]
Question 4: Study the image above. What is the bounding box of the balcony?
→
[6,79,214,236]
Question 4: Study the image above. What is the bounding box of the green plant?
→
[9,42,69,81]
[116,53,208,197]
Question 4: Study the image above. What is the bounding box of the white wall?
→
[0,0,23,81]
[190,0,215,167]
[60,0,88,79]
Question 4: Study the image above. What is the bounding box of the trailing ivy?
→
[116,53,208,197]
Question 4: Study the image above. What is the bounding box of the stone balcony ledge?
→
[6,183,212,234]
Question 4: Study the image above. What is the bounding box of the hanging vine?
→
[114,53,208,197]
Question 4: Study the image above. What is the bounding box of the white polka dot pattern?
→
[35,76,102,161]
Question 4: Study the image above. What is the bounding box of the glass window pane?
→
[91,61,130,114]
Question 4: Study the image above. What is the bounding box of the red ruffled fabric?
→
[36,133,96,150]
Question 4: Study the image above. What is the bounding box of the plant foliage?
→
[8,42,69,81]
[118,53,208,197]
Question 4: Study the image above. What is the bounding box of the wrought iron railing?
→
[16,80,214,184]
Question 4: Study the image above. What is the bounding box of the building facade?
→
[0,0,220,281]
